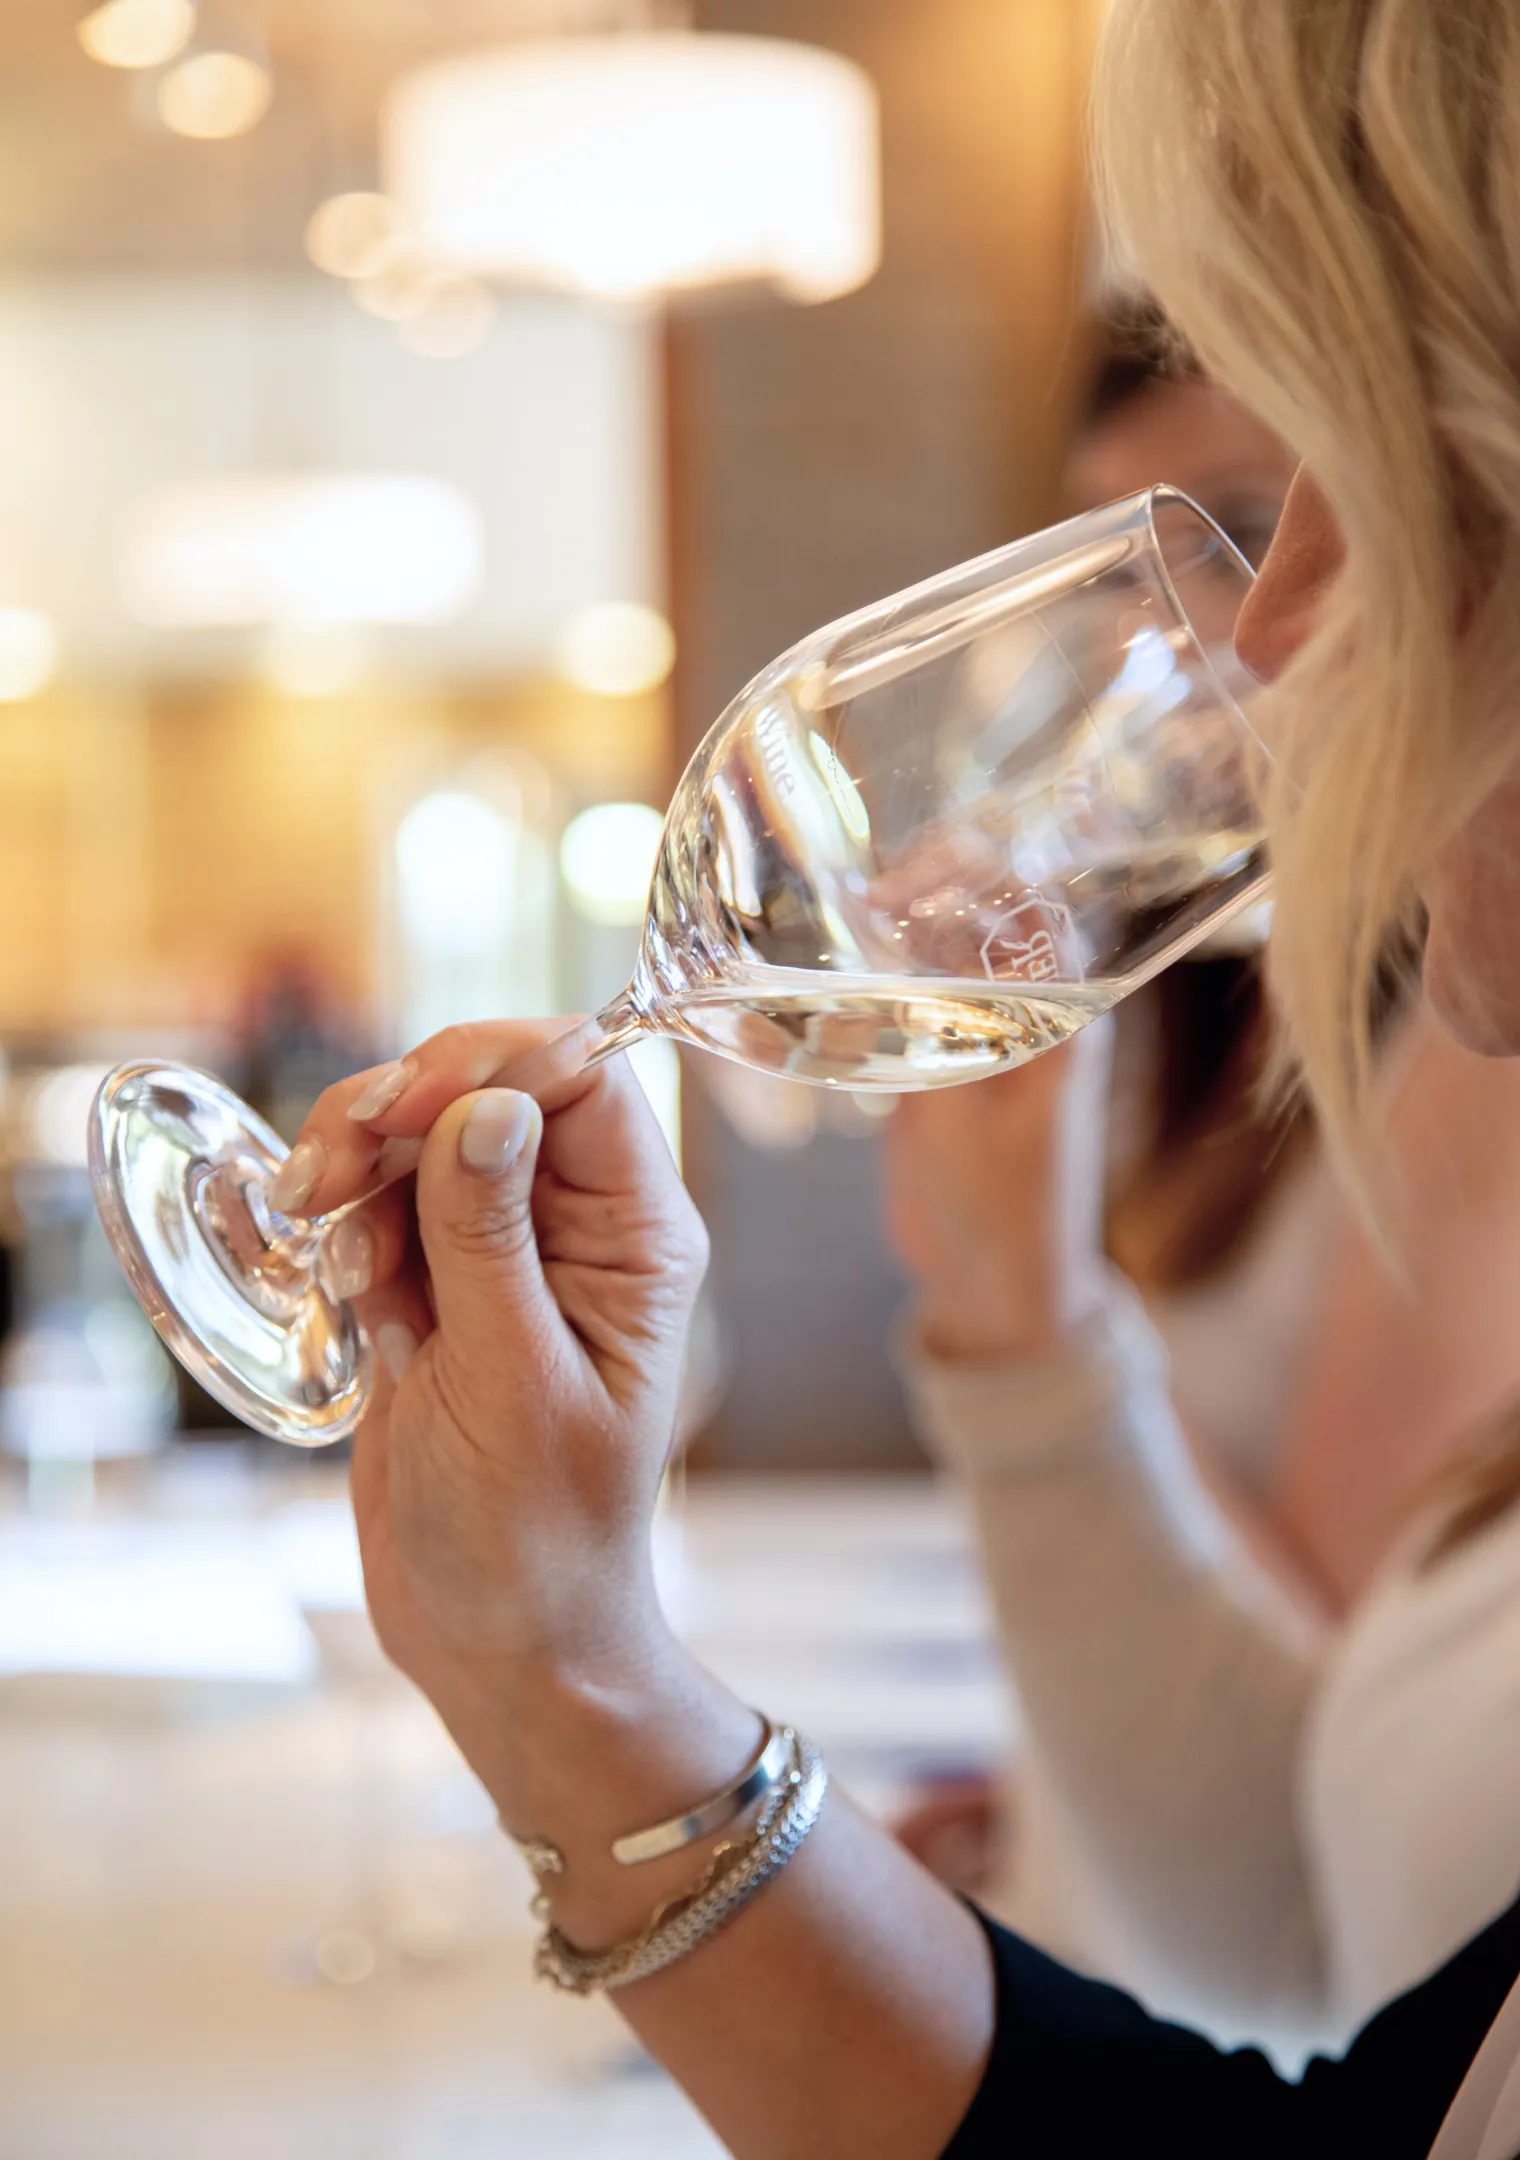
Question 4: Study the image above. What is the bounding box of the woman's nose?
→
[1234,466,1344,684]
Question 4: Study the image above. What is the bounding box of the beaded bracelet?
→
[534,1732,828,1996]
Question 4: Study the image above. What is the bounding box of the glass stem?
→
[310,1154,422,1238]
[583,985,651,1068]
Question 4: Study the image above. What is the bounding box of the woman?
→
[889,1014,1520,2058]
[887,321,1520,2052]
[273,2,1520,2152]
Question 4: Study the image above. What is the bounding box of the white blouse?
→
[1305,1498,1520,2027]
[906,1278,1520,2071]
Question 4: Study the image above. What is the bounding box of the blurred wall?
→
[674,0,1105,1469]
[0,679,666,1047]
[0,279,658,676]
[0,278,668,1046]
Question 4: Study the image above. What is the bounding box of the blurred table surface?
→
[0,1447,1010,2160]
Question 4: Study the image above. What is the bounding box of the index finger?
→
[279,1015,632,1218]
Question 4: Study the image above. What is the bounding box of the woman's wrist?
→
[430,1625,767,1951]
[915,1268,1065,1362]
[919,1301,1054,1362]
[913,1252,1114,1365]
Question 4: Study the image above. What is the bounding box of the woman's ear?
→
[1235,465,1345,683]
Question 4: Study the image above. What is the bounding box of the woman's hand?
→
[281,1021,759,1911]
[280,1024,1001,2155]
[884,1021,1114,1363]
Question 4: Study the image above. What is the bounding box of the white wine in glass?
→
[92,487,1267,1446]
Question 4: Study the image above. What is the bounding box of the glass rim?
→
[1139,482,1266,750]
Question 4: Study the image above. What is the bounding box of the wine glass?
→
[91,486,1267,1447]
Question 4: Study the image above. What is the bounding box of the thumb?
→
[414,1088,552,1375]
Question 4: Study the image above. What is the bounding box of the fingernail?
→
[376,1135,425,1185]
[376,1321,417,1385]
[269,1138,325,1216]
[347,1060,415,1124]
[460,1090,538,1178]
[324,1217,374,1301]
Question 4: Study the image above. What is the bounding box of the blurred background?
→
[0,2,1104,2152]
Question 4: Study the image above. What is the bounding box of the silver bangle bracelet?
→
[612,1715,793,1866]
[503,1713,793,1888]
[536,1733,828,1996]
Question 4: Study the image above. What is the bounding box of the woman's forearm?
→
[437,1638,996,2160]
[905,1279,1329,2026]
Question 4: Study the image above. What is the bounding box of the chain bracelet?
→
[535,1734,828,1996]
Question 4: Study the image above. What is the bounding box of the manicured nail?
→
[347,1060,416,1124]
[376,1321,418,1385]
[459,1090,538,1177]
[376,1135,425,1185]
[269,1138,325,1216]
[324,1217,374,1302]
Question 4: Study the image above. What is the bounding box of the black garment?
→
[945,1891,1520,2157]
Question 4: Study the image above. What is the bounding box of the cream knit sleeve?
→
[903,1273,1331,2042]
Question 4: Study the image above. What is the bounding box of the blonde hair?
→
[1092,0,1520,1179]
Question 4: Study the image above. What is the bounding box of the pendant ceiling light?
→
[380,33,880,305]
[122,475,484,627]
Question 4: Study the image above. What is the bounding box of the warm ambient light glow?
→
[306,193,495,357]
[382,34,880,304]
[558,601,675,698]
[349,253,435,323]
[0,609,59,702]
[123,475,484,626]
[31,1065,114,1169]
[305,191,400,281]
[158,49,271,139]
[77,0,194,69]
[258,622,368,700]
[397,277,496,359]
[396,793,518,960]
[559,801,664,927]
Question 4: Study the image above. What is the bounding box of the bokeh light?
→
[349,252,437,323]
[30,1064,114,1168]
[77,0,195,70]
[157,50,271,139]
[0,609,59,702]
[559,801,663,927]
[557,601,675,699]
[384,35,880,305]
[395,792,517,959]
[304,191,400,281]
[124,475,484,626]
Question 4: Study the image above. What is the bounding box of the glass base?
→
[89,1063,371,1448]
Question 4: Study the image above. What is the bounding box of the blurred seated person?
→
[888,307,1520,2058]
[234,950,373,1143]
